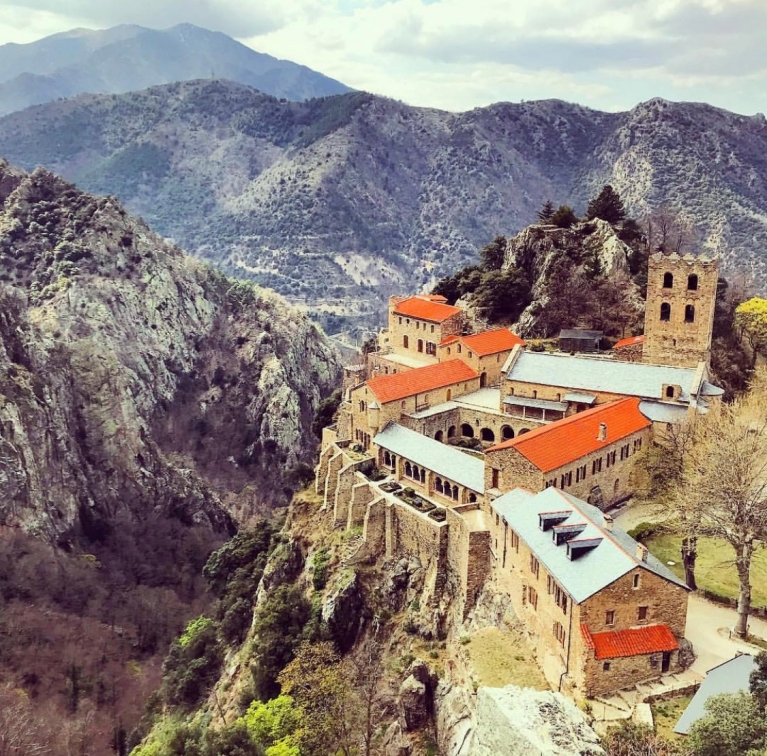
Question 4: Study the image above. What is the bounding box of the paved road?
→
[686,594,767,674]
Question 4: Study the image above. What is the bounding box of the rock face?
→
[503,219,644,337]
[1,85,766,325]
[321,570,365,652]
[0,162,340,541]
[473,687,603,756]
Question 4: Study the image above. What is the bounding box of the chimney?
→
[636,543,648,562]
[597,422,607,442]
[603,514,613,531]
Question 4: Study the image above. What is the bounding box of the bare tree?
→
[642,205,699,255]
[679,376,767,637]
[0,688,52,756]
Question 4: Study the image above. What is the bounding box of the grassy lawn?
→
[466,626,549,690]
[651,695,693,741]
[644,534,767,606]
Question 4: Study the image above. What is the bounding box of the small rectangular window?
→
[638,606,648,621]
[510,530,519,552]
[603,661,611,671]
[606,610,615,626]
[530,555,540,579]
[633,573,640,589]
[529,587,538,610]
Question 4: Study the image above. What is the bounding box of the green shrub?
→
[312,548,331,591]
[162,616,223,709]
[627,522,657,543]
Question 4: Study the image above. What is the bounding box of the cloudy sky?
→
[0,0,764,114]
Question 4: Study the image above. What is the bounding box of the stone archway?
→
[480,428,495,443]
[435,430,444,442]
[501,425,514,441]
[480,372,487,388]
[447,426,456,438]
[518,428,530,436]
[460,423,474,438]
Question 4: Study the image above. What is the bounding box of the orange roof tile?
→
[581,623,679,660]
[366,359,478,404]
[614,334,645,350]
[394,296,462,323]
[459,329,525,356]
[486,398,651,472]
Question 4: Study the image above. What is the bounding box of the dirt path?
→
[686,594,767,674]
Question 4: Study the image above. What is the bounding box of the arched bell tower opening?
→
[642,252,719,368]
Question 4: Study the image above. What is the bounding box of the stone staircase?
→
[591,669,702,731]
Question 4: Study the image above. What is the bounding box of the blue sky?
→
[0,0,765,115]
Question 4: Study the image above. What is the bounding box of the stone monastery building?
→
[317,251,721,699]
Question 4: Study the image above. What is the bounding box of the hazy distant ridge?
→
[0,24,352,114]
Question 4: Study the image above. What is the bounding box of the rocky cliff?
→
[0,161,340,542]
[0,82,765,330]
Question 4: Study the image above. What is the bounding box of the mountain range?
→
[0,79,766,332]
[0,24,352,115]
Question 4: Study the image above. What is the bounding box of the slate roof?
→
[442,328,525,355]
[614,334,645,350]
[638,400,690,424]
[507,351,706,402]
[394,296,462,322]
[490,487,688,603]
[366,359,477,404]
[373,423,485,493]
[488,398,651,472]
[581,624,679,660]
[564,392,597,404]
[675,654,757,734]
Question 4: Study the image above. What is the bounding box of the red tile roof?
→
[581,623,679,660]
[614,334,645,350]
[441,328,525,356]
[394,296,463,323]
[486,397,651,472]
[366,359,478,404]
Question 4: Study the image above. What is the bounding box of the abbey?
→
[317,252,721,700]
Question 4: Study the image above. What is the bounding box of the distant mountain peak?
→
[0,23,352,116]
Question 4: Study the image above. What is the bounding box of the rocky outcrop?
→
[473,687,603,756]
[321,570,365,652]
[0,163,341,542]
[504,219,644,337]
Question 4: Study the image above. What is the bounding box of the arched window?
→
[435,430,444,442]
[469,493,477,503]
[501,425,514,441]
[447,425,456,438]
[447,347,451,355]
[435,477,443,493]
[481,428,495,442]
[663,272,673,288]
[457,344,462,354]
[666,386,675,398]
[660,302,671,321]
[412,465,419,480]
[417,339,424,353]
[359,400,366,412]
[687,274,698,291]
[446,389,452,401]
[383,451,391,466]
[420,469,426,484]
[403,335,409,348]
[460,423,474,438]
[518,428,530,435]
[452,485,459,501]
[405,461,412,477]
[685,304,695,323]
[480,373,487,388]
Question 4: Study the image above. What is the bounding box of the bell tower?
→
[642,252,719,368]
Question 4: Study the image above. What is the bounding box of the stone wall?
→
[578,568,688,638]
[385,304,463,361]
[643,253,718,369]
[578,647,683,699]
[349,480,375,529]
[485,425,651,508]
[614,343,643,362]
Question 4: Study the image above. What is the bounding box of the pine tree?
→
[479,236,507,271]
[550,205,578,229]
[586,185,626,225]
[536,200,555,223]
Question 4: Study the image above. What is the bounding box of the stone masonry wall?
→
[386,307,463,361]
[484,426,651,508]
[579,647,682,699]
[578,568,689,638]
[349,480,375,529]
